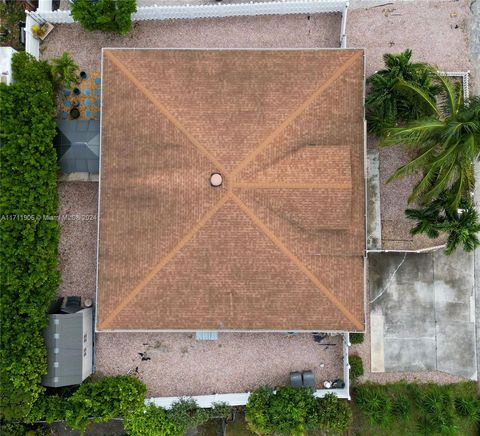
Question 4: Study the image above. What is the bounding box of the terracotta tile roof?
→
[98,49,365,331]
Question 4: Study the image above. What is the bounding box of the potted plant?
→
[70,107,80,119]
[30,21,54,40]
[31,23,46,38]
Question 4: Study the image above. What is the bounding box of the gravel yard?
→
[347,0,471,76]
[40,13,341,71]
[57,182,98,300]
[95,332,344,397]
[348,0,472,250]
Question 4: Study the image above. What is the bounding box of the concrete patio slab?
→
[369,250,477,380]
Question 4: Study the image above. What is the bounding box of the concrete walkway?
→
[469,0,480,387]
[369,250,477,380]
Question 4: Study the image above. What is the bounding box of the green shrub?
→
[454,397,480,422]
[0,52,59,420]
[349,355,364,382]
[124,404,180,436]
[246,386,316,436]
[349,333,364,344]
[355,385,392,427]
[71,0,137,35]
[64,376,146,432]
[124,399,231,436]
[313,393,352,434]
[391,393,410,419]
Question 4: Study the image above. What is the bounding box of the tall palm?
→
[366,49,440,135]
[381,75,480,209]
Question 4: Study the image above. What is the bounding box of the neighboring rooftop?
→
[97,49,365,331]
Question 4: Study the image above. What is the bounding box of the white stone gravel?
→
[57,182,98,301]
[41,14,341,72]
[95,332,344,397]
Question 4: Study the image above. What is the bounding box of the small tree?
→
[50,52,79,88]
[406,192,480,255]
[71,0,137,35]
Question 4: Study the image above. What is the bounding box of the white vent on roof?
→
[210,173,223,187]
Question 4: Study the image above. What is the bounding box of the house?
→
[96,49,365,333]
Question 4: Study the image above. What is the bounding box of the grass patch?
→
[352,382,479,436]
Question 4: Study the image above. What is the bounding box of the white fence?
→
[33,1,346,23]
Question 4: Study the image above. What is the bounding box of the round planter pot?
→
[80,71,88,80]
[70,108,80,119]
[73,87,81,95]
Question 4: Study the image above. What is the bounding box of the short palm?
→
[381,76,480,209]
[366,49,439,135]
[406,192,480,255]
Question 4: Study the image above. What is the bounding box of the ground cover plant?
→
[349,333,364,344]
[353,382,480,435]
[367,50,480,254]
[0,51,59,421]
[245,386,352,435]
[71,0,137,35]
[349,355,364,383]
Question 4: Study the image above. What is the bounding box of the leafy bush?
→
[71,0,137,35]
[246,386,352,435]
[124,404,179,436]
[246,386,317,435]
[349,333,364,344]
[0,52,59,420]
[64,376,146,432]
[416,386,457,434]
[313,393,352,434]
[349,355,364,382]
[454,397,480,423]
[124,399,231,436]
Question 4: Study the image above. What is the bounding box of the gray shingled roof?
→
[55,120,100,174]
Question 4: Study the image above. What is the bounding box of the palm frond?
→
[394,79,442,118]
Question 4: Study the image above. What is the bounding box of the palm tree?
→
[50,52,79,89]
[381,75,480,209]
[406,192,480,255]
[366,49,440,135]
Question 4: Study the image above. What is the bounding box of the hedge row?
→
[71,0,137,35]
[245,386,352,435]
[0,52,60,420]
[25,376,229,435]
